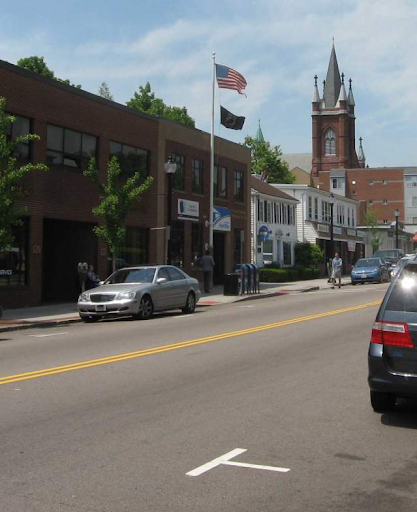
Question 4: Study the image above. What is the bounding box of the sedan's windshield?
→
[355,258,380,268]
[375,250,399,259]
[105,268,156,284]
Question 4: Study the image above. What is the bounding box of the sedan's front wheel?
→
[182,292,196,314]
[138,295,154,320]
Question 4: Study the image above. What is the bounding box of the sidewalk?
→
[0,277,351,333]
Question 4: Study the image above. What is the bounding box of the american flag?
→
[215,64,247,96]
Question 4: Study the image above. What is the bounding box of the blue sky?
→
[1,0,417,167]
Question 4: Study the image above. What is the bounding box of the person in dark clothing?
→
[200,250,215,293]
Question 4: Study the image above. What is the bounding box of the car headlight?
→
[78,292,90,302]
[117,291,136,300]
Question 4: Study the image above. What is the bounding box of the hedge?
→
[259,267,320,283]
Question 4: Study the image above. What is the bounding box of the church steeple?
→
[255,119,264,143]
[348,78,355,107]
[312,75,321,103]
[358,137,366,168]
[323,42,342,108]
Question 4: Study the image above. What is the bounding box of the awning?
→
[413,233,417,242]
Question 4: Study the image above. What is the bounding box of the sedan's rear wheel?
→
[182,292,196,314]
[138,295,154,320]
[370,390,396,412]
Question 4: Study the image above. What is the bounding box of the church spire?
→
[323,42,341,108]
[312,75,321,102]
[348,78,355,107]
[358,137,366,167]
[255,119,264,143]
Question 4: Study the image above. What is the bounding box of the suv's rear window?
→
[385,263,417,312]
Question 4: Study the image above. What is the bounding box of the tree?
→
[0,97,48,255]
[294,242,324,268]
[17,56,82,89]
[364,208,381,254]
[98,82,114,101]
[83,156,153,273]
[127,82,195,127]
[244,136,294,184]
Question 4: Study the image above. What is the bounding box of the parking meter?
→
[77,262,89,292]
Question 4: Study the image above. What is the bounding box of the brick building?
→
[0,60,251,308]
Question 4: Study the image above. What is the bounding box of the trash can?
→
[223,273,240,295]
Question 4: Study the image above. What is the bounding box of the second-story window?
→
[170,153,185,191]
[110,142,148,177]
[324,128,336,156]
[47,125,97,170]
[192,159,204,194]
[6,114,31,159]
[234,170,244,202]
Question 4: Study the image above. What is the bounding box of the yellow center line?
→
[0,300,381,386]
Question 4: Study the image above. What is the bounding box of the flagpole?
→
[209,52,215,252]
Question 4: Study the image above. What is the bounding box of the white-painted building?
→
[251,176,299,267]
[271,184,364,271]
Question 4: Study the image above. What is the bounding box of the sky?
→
[1,0,417,167]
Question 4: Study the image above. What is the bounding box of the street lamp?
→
[164,157,177,265]
[394,208,400,250]
[329,193,335,258]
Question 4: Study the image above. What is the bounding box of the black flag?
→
[220,106,245,130]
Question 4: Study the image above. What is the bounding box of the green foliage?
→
[127,82,195,127]
[294,242,324,267]
[0,97,48,254]
[17,55,82,88]
[244,135,294,184]
[84,156,153,269]
[98,82,114,101]
[259,267,320,282]
[364,207,381,254]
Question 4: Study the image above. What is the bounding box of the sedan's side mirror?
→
[157,277,168,284]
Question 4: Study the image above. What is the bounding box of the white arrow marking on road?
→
[28,332,69,338]
[186,448,290,477]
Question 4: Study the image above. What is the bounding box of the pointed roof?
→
[358,137,366,162]
[255,119,264,143]
[348,78,355,106]
[323,43,341,108]
[312,75,321,102]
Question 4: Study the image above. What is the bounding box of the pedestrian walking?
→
[331,252,343,289]
[200,250,215,293]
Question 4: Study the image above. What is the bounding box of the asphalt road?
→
[1,283,417,512]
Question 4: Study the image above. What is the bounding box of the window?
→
[383,219,388,224]
[407,217,417,224]
[352,190,357,196]
[314,197,318,220]
[307,196,312,219]
[167,267,185,281]
[6,114,31,159]
[383,199,388,205]
[110,141,149,177]
[263,201,267,222]
[383,179,387,185]
[214,166,227,198]
[233,228,244,265]
[192,159,204,194]
[191,223,203,263]
[258,198,264,222]
[324,128,336,156]
[47,125,97,170]
[170,154,185,191]
[267,202,272,223]
[332,178,342,189]
[283,242,292,265]
[0,218,29,287]
[406,176,417,188]
[110,227,149,275]
[171,221,184,267]
[369,199,373,205]
[412,197,417,207]
[263,240,273,264]
[234,171,244,202]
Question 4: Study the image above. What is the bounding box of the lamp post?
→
[164,157,177,265]
[394,208,400,250]
[329,193,335,258]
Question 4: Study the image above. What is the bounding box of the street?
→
[1,284,417,512]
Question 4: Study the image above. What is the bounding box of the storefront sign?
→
[318,224,329,233]
[213,206,231,231]
[347,240,356,252]
[357,231,366,238]
[333,227,342,235]
[178,199,199,219]
[258,225,269,241]
[0,269,12,276]
[347,229,357,237]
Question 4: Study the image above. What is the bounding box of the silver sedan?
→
[77,265,201,322]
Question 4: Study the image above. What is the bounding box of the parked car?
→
[368,260,417,412]
[390,255,415,279]
[373,249,404,274]
[77,265,201,322]
[351,258,390,285]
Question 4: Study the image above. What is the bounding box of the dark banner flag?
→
[220,106,245,130]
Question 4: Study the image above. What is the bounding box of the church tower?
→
[311,44,359,177]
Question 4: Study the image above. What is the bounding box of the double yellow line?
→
[0,300,381,386]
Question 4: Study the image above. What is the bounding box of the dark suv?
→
[368,258,417,412]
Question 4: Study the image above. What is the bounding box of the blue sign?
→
[258,225,269,241]
[213,206,231,231]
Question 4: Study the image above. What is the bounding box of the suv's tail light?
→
[371,321,414,348]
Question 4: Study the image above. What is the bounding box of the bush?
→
[294,242,324,268]
[259,267,320,283]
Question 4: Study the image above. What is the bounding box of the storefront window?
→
[283,241,292,266]
[0,218,29,286]
[233,228,244,265]
[191,222,203,264]
[108,227,148,275]
[171,221,184,267]
[263,239,273,264]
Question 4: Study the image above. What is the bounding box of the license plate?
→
[361,275,366,278]
[95,305,106,312]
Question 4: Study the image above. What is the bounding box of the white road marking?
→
[237,305,255,308]
[28,332,69,338]
[186,448,290,477]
